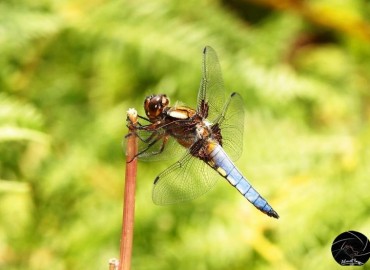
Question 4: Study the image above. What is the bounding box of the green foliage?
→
[1,0,370,269]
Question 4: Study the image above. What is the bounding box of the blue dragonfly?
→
[133,46,279,218]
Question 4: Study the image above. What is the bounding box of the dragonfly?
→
[130,46,279,218]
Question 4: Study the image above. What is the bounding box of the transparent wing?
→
[152,151,219,205]
[197,46,226,122]
[215,92,245,161]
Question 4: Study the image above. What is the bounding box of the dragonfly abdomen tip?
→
[268,210,279,219]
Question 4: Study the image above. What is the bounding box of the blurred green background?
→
[1,0,370,269]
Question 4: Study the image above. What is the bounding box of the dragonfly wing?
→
[197,47,244,161]
[215,92,245,161]
[152,152,219,205]
[197,46,226,122]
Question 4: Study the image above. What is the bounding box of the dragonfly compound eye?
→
[144,94,169,121]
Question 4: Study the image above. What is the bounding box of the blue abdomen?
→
[208,144,279,218]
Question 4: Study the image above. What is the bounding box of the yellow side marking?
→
[217,167,227,177]
[168,110,189,119]
[206,141,217,154]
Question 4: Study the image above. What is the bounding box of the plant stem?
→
[119,109,138,270]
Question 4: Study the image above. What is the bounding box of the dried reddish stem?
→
[119,109,138,270]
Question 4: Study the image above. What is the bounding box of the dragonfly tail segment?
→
[207,143,279,219]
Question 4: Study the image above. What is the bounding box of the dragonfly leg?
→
[126,128,158,143]
[126,134,169,163]
[136,134,168,157]
[125,113,150,132]
[151,135,168,155]
[137,114,150,122]
[126,119,162,142]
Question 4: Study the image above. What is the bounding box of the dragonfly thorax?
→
[195,120,213,140]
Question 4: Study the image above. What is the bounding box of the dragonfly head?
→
[144,94,170,121]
